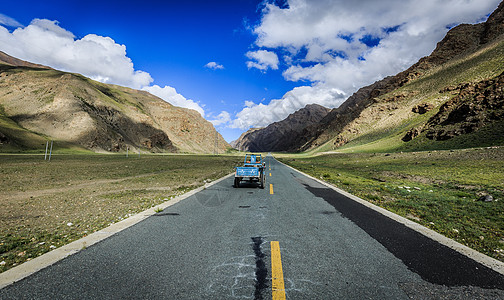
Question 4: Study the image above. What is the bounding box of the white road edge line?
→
[0,172,235,290]
[277,158,504,276]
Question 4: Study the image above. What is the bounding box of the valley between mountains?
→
[1,2,504,298]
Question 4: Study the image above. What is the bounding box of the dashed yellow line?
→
[269,173,271,177]
[269,184,274,194]
[271,241,286,300]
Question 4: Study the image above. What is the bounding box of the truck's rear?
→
[234,154,265,189]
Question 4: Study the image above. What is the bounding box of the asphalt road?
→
[1,155,504,299]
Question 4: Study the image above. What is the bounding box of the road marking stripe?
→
[270,184,274,194]
[269,173,271,177]
[271,241,286,300]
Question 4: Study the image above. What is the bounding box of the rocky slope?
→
[0,53,229,153]
[233,104,330,151]
[243,1,504,153]
[230,127,262,150]
[423,73,504,141]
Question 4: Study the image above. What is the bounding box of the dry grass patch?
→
[0,154,239,272]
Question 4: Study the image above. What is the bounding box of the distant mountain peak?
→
[233,104,330,152]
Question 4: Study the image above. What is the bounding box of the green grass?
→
[0,154,240,273]
[279,147,504,262]
[397,120,504,152]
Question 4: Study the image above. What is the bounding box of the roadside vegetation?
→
[0,154,239,273]
[278,147,504,262]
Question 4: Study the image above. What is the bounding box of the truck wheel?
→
[234,177,240,188]
[260,174,265,189]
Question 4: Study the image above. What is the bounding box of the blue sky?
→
[0,0,501,142]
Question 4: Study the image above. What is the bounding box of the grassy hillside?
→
[0,61,229,154]
[316,37,504,154]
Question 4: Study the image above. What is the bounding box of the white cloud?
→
[246,49,279,71]
[255,0,500,89]
[209,111,231,126]
[230,0,500,129]
[205,61,224,70]
[0,18,153,89]
[142,85,205,117]
[231,84,345,130]
[0,15,209,120]
[0,13,23,28]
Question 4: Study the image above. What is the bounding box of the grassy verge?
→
[278,147,504,262]
[0,154,240,273]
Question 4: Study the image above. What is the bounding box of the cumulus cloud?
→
[142,85,205,117]
[0,16,206,117]
[231,0,500,129]
[0,18,152,89]
[231,84,345,130]
[205,61,224,70]
[209,111,232,126]
[246,49,279,71]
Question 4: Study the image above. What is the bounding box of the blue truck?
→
[234,153,265,189]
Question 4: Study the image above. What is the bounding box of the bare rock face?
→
[233,104,330,152]
[230,128,263,151]
[424,72,504,140]
[402,127,423,142]
[481,1,504,44]
[412,103,435,114]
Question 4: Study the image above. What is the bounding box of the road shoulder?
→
[277,158,504,276]
[0,173,234,290]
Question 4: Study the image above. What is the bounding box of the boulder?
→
[402,127,423,142]
[478,194,494,202]
[412,103,435,114]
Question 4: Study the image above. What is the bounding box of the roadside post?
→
[44,141,49,160]
[48,141,53,161]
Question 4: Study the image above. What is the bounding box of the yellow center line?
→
[269,173,272,177]
[271,241,286,300]
[269,184,274,194]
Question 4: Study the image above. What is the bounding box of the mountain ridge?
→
[234,1,504,153]
[233,104,330,152]
[0,53,229,153]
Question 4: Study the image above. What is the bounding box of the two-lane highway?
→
[1,155,504,299]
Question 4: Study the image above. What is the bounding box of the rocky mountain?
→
[0,52,229,153]
[230,127,262,150]
[422,74,504,141]
[233,104,330,151]
[241,1,504,153]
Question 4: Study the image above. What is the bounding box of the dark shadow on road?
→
[302,182,504,289]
